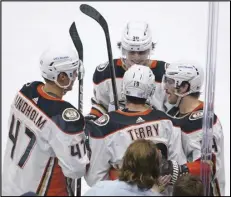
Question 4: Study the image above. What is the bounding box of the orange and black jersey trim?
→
[93,59,167,85]
[86,108,172,139]
[36,158,68,196]
[167,102,218,134]
[19,81,84,135]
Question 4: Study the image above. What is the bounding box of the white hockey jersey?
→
[167,102,225,196]
[84,108,187,187]
[2,81,89,196]
[89,59,171,119]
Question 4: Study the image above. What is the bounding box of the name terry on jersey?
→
[14,93,47,130]
[128,122,159,140]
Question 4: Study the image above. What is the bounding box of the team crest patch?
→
[96,62,109,72]
[94,114,110,126]
[189,110,203,120]
[62,108,80,122]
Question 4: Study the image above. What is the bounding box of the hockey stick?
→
[69,22,83,197]
[80,4,119,110]
[201,2,219,196]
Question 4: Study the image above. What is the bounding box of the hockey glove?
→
[160,160,189,185]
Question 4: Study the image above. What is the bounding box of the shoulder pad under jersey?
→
[93,59,125,85]
[20,81,44,97]
[19,81,84,134]
[150,60,167,83]
[85,114,112,138]
[50,102,85,135]
[170,109,218,134]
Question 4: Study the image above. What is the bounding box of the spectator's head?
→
[173,174,204,196]
[118,139,161,190]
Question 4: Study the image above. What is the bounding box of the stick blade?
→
[69,22,83,61]
[80,4,108,32]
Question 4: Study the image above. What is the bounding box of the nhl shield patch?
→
[62,108,80,122]
[189,110,203,120]
[94,114,110,126]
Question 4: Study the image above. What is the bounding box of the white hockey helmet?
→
[118,21,154,69]
[163,61,204,97]
[39,46,81,88]
[121,21,153,51]
[122,64,156,99]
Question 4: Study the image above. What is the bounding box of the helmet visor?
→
[162,75,177,89]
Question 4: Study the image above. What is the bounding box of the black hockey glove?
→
[160,160,189,185]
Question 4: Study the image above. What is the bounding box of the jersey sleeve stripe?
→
[45,158,68,196]
[214,177,221,196]
[36,157,55,195]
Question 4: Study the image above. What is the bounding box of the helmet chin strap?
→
[175,96,182,107]
[174,90,192,107]
[54,78,73,94]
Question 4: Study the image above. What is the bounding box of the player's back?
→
[2,81,87,196]
[85,108,186,186]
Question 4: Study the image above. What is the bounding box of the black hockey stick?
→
[80,4,119,110]
[69,22,83,197]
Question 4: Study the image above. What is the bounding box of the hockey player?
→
[88,21,170,121]
[160,61,225,196]
[2,46,89,196]
[84,64,186,187]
